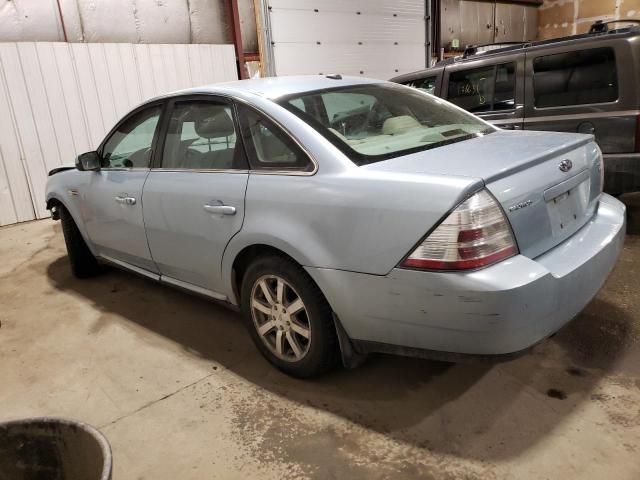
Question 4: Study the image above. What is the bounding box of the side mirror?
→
[76,151,101,171]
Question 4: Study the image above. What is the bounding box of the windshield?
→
[277,83,496,165]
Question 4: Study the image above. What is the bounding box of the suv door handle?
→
[115,195,136,205]
[203,204,236,215]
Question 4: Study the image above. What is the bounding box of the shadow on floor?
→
[620,192,640,235]
[44,251,636,462]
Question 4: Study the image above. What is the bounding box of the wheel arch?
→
[46,193,97,255]
[227,241,361,370]
[228,242,308,306]
[46,194,65,220]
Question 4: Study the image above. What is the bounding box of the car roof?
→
[148,75,383,103]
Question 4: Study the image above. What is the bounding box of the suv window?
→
[533,47,618,108]
[101,106,161,168]
[405,76,437,94]
[161,102,246,170]
[237,105,313,172]
[447,63,515,113]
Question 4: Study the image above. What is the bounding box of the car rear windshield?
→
[277,83,495,165]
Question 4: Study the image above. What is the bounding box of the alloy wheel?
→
[250,274,311,362]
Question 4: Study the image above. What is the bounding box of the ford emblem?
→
[559,159,573,172]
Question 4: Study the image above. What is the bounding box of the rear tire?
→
[59,206,100,278]
[240,255,339,378]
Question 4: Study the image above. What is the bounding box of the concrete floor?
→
[1,197,639,480]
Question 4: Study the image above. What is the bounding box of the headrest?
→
[194,107,235,139]
[382,115,421,135]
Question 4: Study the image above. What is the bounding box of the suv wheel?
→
[240,255,339,378]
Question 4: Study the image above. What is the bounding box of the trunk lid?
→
[363,130,603,258]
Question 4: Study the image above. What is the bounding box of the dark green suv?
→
[391,20,640,194]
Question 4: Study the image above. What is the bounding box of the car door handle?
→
[203,204,236,215]
[115,195,136,205]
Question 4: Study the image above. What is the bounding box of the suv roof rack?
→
[589,19,640,33]
[439,19,640,66]
[462,42,528,58]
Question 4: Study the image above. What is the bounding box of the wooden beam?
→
[496,0,543,6]
[244,52,260,62]
[224,0,247,79]
[253,0,268,77]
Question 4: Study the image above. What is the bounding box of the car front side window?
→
[101,106,162,169]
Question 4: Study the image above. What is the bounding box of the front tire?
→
[240,255,339,378]
[59,206,100,278]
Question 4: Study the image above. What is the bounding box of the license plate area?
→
[546,179,590,237]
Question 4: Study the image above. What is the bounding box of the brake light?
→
[401,189,518,271]
[597,146,605,193]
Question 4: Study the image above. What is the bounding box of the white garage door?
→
[266,0,426,80]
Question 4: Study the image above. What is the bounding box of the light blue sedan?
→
[46,75,626,377]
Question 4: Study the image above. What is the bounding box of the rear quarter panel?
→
[221,169,482,301]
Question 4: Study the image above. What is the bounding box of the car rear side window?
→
[533,47,618,108]
[161,101,247,170]
[446,63,516,113]
[236,104,313,172]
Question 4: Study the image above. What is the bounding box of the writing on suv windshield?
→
[278,83,495,165]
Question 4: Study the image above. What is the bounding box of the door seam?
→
[140,169,162,274]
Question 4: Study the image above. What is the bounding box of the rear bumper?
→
[603,153,640,194]
[306,194,626,356]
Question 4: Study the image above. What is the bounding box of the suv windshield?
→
[278,83,495,165]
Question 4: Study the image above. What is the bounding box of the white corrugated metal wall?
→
[0,0,258,51]
[0,42,237,227]
[266,0,426,80]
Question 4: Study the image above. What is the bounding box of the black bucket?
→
[0,417,112,480]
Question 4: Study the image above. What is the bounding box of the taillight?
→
[597,146,605,193]
[401,189,518,271]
